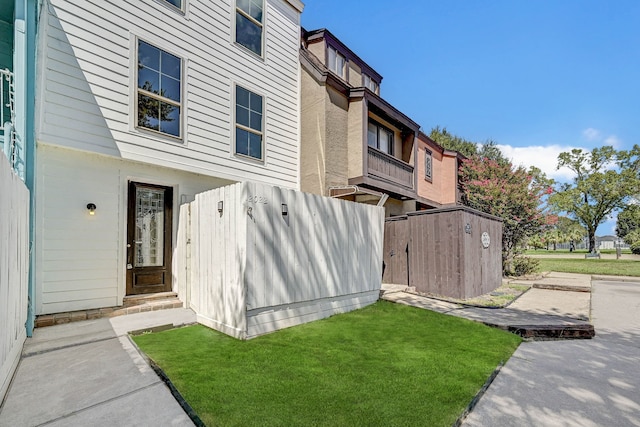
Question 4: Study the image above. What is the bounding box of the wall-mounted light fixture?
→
[281,203,288,216]
[87,203,97,215]
[465,223,472,234]
[217,201,223,213]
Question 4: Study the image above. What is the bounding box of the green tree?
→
[550,145,640,253]
[429,126,478,157]
[541,216,585,250]
[460,156,554,275]
[624,229,640,255]
[616,204,640,240]
[478,141,510,166]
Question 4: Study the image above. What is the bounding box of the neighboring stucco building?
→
[299,28,461,217]
[416,131,464,207]
[33,0,304,316]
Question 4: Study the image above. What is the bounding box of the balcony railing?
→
[1,68,20,178]
[367,146,414,190]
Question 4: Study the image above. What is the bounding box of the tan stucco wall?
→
[300,68,350,196]
[348,61,362,87]
[383,198,416,217]
[324,86,349,191]
[300,69,328,195]
[347,98,365,179]
[307,41,325,65]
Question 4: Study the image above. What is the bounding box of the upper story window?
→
[236,0,264,57]
[235,85,264,160]
[363,74,378,94]
[327,46,346,79]
[162,0,183,10]
[367,120,393,155]
[137,40,182,138]
[424,149,433,182]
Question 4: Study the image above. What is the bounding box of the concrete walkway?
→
[381,272,595,339]
[0,309,197,427]
[461,277,640,427]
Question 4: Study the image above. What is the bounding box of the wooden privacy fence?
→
[0,153,29,403]
[383,206,502,299]
[176,182,385,339]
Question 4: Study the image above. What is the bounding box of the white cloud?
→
[583,128,601,141]
[496,144,580,182]
[604,135,621,148]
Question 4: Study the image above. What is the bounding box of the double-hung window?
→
[327,46,346,79]
[236,0,264,56]
[368,120,393,155]
[424,149,433,181]
[137,40,182,138]
[235,85,264,160]
[363,74,378,93]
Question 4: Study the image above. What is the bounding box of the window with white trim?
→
[363,74,378,93]
[327,46,346,79]
[162,0,182,10]
[137,40,182,138]
[236,0,264,56]
[424,149,433,181]
[235,85,264,160]
[367,120,393,155]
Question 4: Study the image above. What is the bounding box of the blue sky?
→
[301,0,640,235]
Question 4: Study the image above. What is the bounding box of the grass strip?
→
[134,301,520,426]
[537,258,640,276]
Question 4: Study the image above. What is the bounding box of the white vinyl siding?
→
[37,0,301,189]
[34,145,234,315]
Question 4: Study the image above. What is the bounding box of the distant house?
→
[597,235,629,250]
[32,0,304,316]
[299,28,461,217]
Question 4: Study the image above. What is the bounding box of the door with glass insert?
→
[126,182,173,295]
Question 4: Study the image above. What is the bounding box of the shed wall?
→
[181,182,384,339]
[187,183,247,338]
[383,207,502,299]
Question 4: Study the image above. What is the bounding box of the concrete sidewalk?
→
[381,272,595,339]
[0,309,197,427]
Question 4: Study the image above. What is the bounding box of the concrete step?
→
[35,296,184,328]
[122,291,179,307]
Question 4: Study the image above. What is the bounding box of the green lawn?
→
[133,301,521,427]
[538,258,640,276]
[525,249,633,255]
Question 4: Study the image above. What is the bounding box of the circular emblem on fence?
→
[481,232,491,248]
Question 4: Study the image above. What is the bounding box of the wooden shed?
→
[383,206,503,299]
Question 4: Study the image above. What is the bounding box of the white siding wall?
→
[37,0,301,188]
[0,154,29,403]
[181,182,384,339]
[35,144,233,314]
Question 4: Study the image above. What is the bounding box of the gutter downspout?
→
[14,0,38,336]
